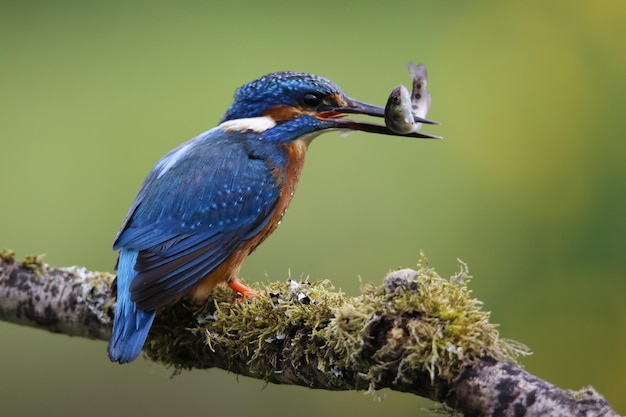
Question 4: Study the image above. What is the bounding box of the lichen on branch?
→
[145,256,530,394]
[1,249,618,416]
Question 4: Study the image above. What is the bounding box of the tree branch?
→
[0,249,619,417]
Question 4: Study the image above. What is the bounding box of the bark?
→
[0,250,619,417]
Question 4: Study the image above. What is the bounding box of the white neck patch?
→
[219,116,276,133]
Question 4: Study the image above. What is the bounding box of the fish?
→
[384,62,432,135]
[384,84,416,135]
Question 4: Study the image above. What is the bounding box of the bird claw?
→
[228,277,260,300]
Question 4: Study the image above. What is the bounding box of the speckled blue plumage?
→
[221,72,341,121]
[109,126,292,362]
[114,128,290,308]
[108,71,368,363]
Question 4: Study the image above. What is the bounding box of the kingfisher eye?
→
[302,93,322,108]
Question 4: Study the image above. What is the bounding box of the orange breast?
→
[190,138,310,301]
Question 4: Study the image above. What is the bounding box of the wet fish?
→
[384,84,416,134]
[384,62,432,135]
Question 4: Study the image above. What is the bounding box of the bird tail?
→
[107,248,156,363]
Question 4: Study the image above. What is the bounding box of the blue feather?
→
[112,128,284,312]
[107,248,156,363]
[108,71,351,362]
[221,72,341,121]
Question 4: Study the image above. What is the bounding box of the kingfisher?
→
[108,71,438,363]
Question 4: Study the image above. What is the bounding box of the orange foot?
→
[228,277,260,299]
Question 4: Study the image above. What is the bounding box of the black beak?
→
[325,98,441,139]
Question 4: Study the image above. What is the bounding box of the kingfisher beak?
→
[320,98,441,139]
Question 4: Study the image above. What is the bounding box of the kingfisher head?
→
[220,71,438,141]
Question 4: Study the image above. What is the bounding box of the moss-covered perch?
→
[0,249,619,417]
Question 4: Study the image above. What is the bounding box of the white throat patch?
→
[219,116,276,133]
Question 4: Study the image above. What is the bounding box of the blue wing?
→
[114,127,284,311]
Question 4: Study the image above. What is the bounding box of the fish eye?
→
[302,93,322,108]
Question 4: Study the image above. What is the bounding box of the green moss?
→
[0,248,16,263]
[146,255,530,389]
[363,258,527,383]
[19,253,47,277]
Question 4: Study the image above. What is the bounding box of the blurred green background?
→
[1,0,624,415]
